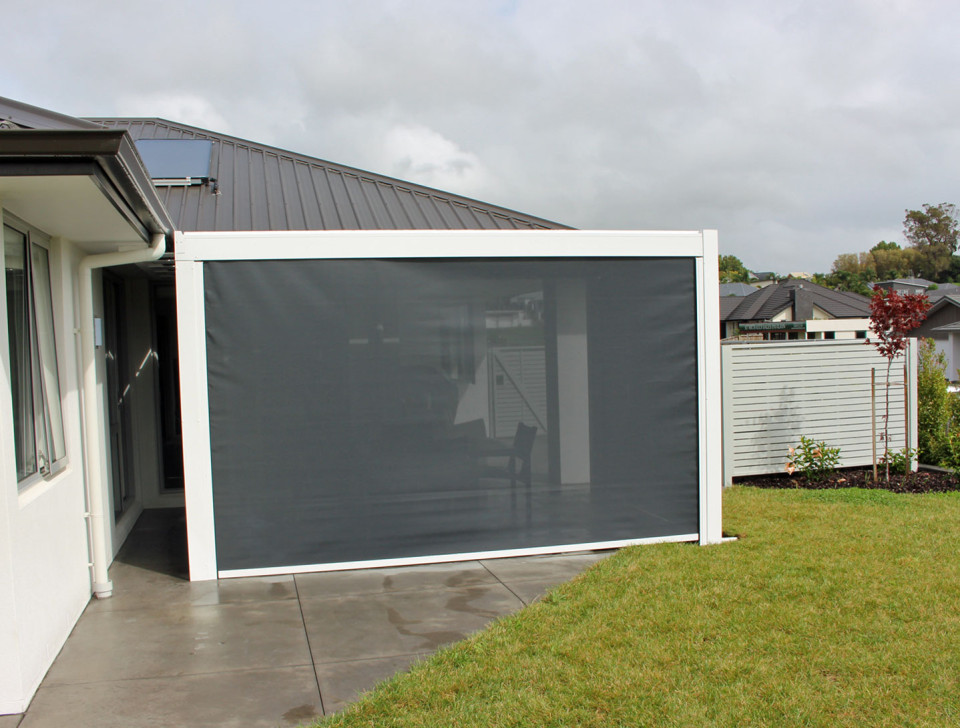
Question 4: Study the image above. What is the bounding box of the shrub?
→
[878,447,915,476]
[786,436,842,481]
[917,338,952,465]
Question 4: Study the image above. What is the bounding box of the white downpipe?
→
[79,234,166,599]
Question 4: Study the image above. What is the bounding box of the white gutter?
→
[79,233,166,598]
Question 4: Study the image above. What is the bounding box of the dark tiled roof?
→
[719,282,757,297]
[722,279,870,322]
[719,296,746,318]
[925,294,960,315]
[925,284,960,301]
[87,118,569,234]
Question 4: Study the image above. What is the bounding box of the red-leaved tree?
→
[868,286,930,481]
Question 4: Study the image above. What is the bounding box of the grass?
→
[317,487,960,727]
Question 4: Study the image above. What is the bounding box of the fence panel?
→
[721,339,917,484]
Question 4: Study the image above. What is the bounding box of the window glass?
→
[31,243,65,464]
[4,225,37,481]
[4,221,65,486]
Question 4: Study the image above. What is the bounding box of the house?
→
[721,278,871,340]
[873,277,934,294]
[910,295,960,378]
[0,95,722,713]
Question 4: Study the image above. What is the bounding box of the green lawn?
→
[318,487,960,727]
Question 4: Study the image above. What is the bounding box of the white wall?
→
[0,232,92,714]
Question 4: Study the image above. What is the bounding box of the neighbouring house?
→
[0,95,722,713]
[872,277,935,295]
[871,277,960,302]
[720,278,871,340]
[910,295,960,379]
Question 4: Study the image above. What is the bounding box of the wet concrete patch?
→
[295,561,498,599]
[301,584,524,663]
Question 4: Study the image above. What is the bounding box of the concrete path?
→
[9,509,609,727]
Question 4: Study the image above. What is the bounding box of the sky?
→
[4,0,959,274]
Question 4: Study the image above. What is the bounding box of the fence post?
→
[721,343,734,487]
[871,367,877,483]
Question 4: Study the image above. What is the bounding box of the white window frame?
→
[3,213,67,489]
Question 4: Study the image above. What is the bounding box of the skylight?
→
[135,139,213,185]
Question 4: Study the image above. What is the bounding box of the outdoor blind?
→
[203,258,700,570]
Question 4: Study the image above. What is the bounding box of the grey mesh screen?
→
[203,258,699,571]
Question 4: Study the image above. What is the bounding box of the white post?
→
[698,230,723,545]
[174,239,218,581]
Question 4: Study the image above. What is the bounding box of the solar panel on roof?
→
[135,139,213,180]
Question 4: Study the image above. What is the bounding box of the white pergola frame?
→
[175,229,722,581]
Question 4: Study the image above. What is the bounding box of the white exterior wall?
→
[806,318,871,340]
[0,230,92,714]
[722,339,918,484]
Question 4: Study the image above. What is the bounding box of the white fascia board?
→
[218,533,700,579]
[176,229,709,262]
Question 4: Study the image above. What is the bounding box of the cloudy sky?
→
[4,0,959,273]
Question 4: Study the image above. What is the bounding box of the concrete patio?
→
[6,509,609,727]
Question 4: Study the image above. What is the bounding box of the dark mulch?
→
[735,467,960,494]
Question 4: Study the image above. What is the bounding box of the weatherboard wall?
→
[721,339,918,484]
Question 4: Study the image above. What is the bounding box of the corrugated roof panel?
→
[413,192,448,228]
[469,208,495,230]
[248,148,270,230]
[229,144,250,230]
[326,170,360,229]
[293,161,325,229]
[261,152,284,229]
[275,153,306,229]
[394,188,431,228]
[377,184,414,228]
[358,178,396,229]
[449,201,481,229]
[211,140,233,230]
[310,166,341,228]
[342,173,379,228]
[429,197,461,229]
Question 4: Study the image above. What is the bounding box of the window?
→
[4,221,65,486]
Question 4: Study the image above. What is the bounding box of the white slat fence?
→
[721,339,918,485]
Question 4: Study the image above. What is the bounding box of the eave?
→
[0,129,174,252]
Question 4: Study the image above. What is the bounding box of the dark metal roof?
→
[0,96,102,131]
[87,118,569,234]
[722,279,870,322]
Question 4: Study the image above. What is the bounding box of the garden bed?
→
[736,466,960,493]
